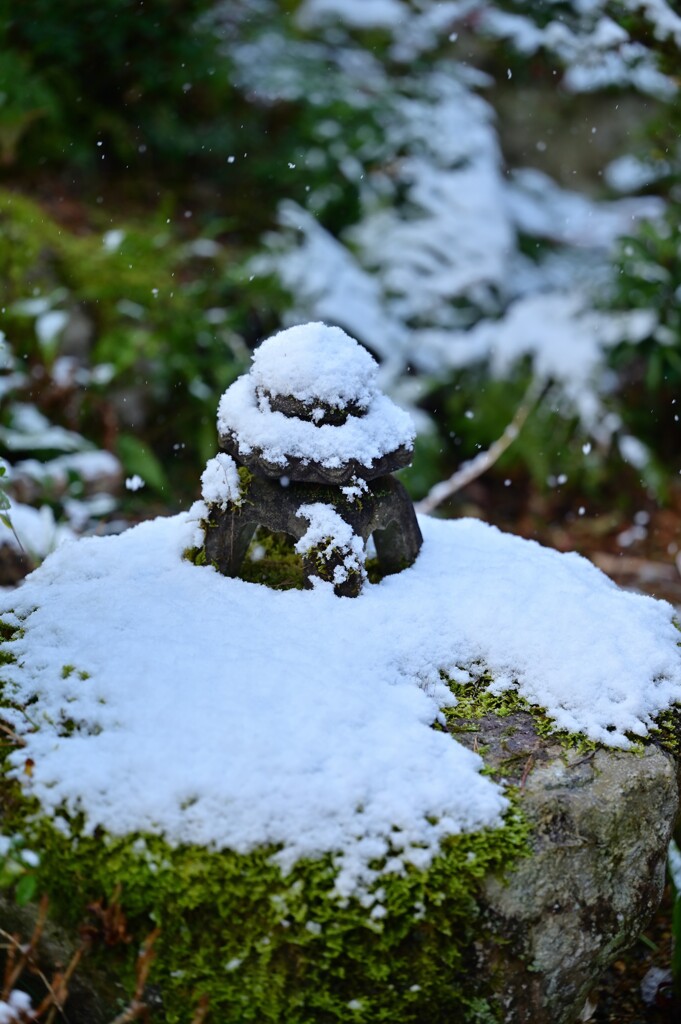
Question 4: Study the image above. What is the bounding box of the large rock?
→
[0,707,677,1024]
[453,708,679,1024]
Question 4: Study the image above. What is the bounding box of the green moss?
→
[442,671,598,758]
[183,545,207,568]
[0,620,20,669]
[237,465,254,494]
[649,704,681,758]
[0,801,528,1024]
[0,620,20,643]
[240,530,306,590]
[0,613,533,1022]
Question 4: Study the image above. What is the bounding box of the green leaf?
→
[15,872,37,906]
[117,434,169,495]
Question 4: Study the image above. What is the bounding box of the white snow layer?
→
[200,453,242,509]
[218,372,414,471]
[2,513,680,894]
[295,503,367,586]
[250,322,379,410]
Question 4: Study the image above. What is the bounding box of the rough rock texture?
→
[1,711,677,1023]
[452,709,679,1024]
[203,472,423,596]
[0,895,129,1024]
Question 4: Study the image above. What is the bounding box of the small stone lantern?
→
[198,322,422,596]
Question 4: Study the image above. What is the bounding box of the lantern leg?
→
[203,510,258,577]
[372,479,423,576]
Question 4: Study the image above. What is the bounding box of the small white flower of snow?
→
[125,474,146,492]
[295,503,366,583]
[340,475,368,503]
[200,454,242,510]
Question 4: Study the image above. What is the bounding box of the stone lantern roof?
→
[217,322,415,485]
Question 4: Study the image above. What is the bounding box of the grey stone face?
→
[453,708,679,1024]
[203,472,423,597]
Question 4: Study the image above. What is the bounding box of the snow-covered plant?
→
[218,0,681,493]
[480,0,681,97]
[606,86,681,483]
[0,327,121,551]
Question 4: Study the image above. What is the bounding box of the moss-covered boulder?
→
[1,510,680,1022]
[451,703,679,1023]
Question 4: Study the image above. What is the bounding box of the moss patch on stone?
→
[0,809,528,1023]
[0,618,532,1023]
[241,530,307,590]
[186,523,394,592]
[443,670,599,760]
[0,776,531,1023]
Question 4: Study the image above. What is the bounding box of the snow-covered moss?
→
[2,507,681,1019]
[0,785,529,1024]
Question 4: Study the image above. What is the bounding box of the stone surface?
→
[2,711,677,1023]
[451,708,679,1024]
[209,325,421,593]
[256,386,367,426]
[203,472,423,596]
[218,428,414,485]
[0,894,128,1024]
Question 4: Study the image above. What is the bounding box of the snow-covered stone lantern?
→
[198,322,422,596]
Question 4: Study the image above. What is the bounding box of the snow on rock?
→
[250,322,378,410]
[2,513,681,895]
[200,453,242,509]
[295,502,367,587]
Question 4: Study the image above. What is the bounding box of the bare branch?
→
[416,378,546,516]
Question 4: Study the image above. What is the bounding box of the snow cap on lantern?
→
[217,322,416,485]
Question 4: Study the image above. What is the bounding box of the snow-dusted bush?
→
[211,0,681,491]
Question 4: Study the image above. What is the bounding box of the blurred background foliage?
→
[0,0,680,559]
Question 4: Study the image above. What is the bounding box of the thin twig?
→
[0,721,25,747]
[1,896,49,995]
[416,378,546,516]
[39,945,84,1024]
[105,1001,148,1024]
[105,928,160,1024]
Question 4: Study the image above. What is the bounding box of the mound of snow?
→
[2,513,680,895]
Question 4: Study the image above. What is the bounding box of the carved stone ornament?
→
[198,322,423,596]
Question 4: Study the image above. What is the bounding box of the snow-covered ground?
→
[1,509,679,897]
